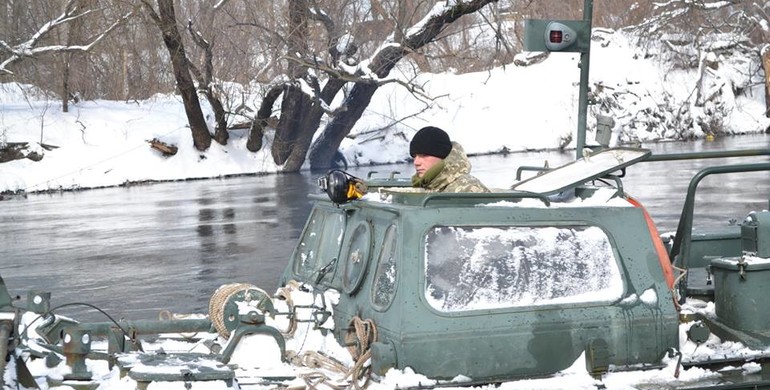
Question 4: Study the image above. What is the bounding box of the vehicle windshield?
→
[424,225,624,312]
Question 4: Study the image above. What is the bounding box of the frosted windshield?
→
[425,225,624,312]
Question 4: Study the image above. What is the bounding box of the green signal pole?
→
[576,0,593,160]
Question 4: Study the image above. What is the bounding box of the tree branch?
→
[0,4,133,74]
[282,54,441,111]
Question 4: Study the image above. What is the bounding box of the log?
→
[0,144,26,163]
[0,142,43,163]
[147,138,178,156]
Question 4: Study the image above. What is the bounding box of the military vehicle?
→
[2,144,770,389]
[3,1,770,388]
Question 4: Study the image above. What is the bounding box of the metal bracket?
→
[219,313,286,364]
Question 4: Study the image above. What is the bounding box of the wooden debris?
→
[0,143,27,163]
[514,51,549,67]
[148,138,178,156]
[228,121,252,130]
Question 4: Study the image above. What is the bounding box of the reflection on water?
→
[0,173,317,320]
[0,134,767,320]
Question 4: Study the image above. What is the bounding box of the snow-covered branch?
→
[628,0,742,36]
[213,0,231,11]
[652,0,738,10]
[0,4,133,75]
[364,0,497,77]
[282,54,437,113]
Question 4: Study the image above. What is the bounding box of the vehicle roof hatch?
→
[511,147,651,195]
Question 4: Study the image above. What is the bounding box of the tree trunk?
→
[154,0,211,151]
[271,0,310,165]
[247,85,283,152]
[186,20,228,145]
[308,83,379,170]
[282,77,345,172]
[308,45,405,169]
[61,4,82,114]
[272,86,311,164]
[121,49,130,101]
[62,57,70,113]
[209,94,229,145]
[762,44,770,118]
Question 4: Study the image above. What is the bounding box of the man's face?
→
[413,154,443,177]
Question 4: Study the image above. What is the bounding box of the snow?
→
[481,187,633,207]
[640,288,658,306]
[2,29,770,389]
[715,255,770,266]
[1,30,768,194]
[511,148,648,194]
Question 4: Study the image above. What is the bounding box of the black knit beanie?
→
[409,126,452,159]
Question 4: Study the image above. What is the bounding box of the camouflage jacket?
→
[415,142,490,193]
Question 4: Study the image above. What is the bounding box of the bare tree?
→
[14,0,761,169]
[270,0,314,167]
[0,1,131,74]
[238,0,505,171]
[187,20,229,145]
[141,0,211,151]
[307,0,502,170]
[0,0,132,111]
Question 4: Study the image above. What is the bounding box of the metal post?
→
[576,0,593,160]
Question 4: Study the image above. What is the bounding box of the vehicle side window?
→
[342,222,373,294]
[424,225,623,312]
[371,225,398,310]
[293,209,345,279]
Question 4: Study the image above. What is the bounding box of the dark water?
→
[472,133,770,233]
[0,134,768,321]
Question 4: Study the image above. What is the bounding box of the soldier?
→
[410,126,489,193]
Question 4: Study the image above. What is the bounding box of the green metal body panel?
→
[742,212,770,257]
[282,190,679,381]
[712,256,770,335]
[687,229,742,268]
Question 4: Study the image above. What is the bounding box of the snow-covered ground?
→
[1,30,767,193]
[9,285,769,390]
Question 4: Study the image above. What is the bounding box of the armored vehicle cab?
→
[281,148,679,382]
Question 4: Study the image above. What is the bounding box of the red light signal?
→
[549,30,563,43]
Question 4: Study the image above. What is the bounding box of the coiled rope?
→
[208,282,380,388]
[341,316,377,389]
[278,284,378,389]
[291,316,377,389]
[208,282,260,338]
[671,265,688,311]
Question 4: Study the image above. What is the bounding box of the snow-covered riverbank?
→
[1,30,768,194]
